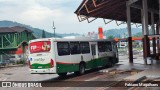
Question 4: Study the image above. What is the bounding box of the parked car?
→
[9,55,21,63]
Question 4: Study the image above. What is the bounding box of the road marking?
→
[85,76,99,81]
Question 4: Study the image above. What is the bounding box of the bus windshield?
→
[30,41,51,53]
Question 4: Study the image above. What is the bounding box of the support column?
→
[156,23,160,60]
[1,35,3,48]
[141,9,145,60]
[151,12,156,58]
[126,2,133,63]
[142,0,150,64]
[158,0,160,60]
[22,43,26,62]
[0,55,2,63]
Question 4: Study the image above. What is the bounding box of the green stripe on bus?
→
[31,63,50,69]
[56,57,118,73]
[56,63,79,73]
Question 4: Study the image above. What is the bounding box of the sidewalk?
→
[118,55,160,81]
[0,64,26,68]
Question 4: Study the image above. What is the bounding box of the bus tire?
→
[74,71,79,75]
[58,72,67,77]
[79,63,85,75]
[74,63,86,75]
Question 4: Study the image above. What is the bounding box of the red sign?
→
[30,41,51,53]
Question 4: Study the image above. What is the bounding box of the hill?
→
[0,20,80,38]
[0,20,142,39]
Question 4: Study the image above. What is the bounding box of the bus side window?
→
[105,42,112,52]
[98,42,105,52]
[80,42,90,54]
[57,42,70,56]
[70,42,80,55]
[98,41,112,52]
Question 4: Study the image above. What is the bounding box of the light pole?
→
[52,21,56,38]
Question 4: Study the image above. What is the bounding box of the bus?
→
[28,37,118,76]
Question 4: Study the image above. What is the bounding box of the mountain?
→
[0,20,81,38]
[0,20,142,39]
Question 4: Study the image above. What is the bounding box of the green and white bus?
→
[28,37,118,76]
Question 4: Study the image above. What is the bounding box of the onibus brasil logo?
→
[1,82,42,87]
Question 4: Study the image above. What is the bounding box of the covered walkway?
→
[75,0,160,64]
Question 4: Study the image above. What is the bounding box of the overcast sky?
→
[0,0,128,34]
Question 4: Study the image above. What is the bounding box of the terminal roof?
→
[75,0,159,24]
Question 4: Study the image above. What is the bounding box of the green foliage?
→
[15,60,25,64]
[41,30,46,38]
[107,35,114,39]
[133,32,142,37]
[104,28,142,38]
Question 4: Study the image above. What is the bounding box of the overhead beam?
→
[103,19,113,25]
[131,4,159,15]
[128,0,139,5]
[84,0,114,14]
[92,0,97,7]
[87,17,97,23]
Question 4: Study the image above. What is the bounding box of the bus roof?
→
[29,37,116,43]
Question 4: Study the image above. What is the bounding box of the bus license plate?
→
[38,66,42,68]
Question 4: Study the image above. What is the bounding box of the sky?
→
[0,0,129,34]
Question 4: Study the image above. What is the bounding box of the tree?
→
[107,35,114,39]
[41,30,46,38]
[133,32,142,37]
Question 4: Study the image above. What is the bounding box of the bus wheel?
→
[106,62,113,68]
[58,72,67,77]
[79,63,85,75]
[110,61,114,67]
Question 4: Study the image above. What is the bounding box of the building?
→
[0,26,35,63]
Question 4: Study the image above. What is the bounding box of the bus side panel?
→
[55,42,79,73]
[97,52,110,66]
[112,42,119,64]
[86,42,99,69]
[97,41,118,66]
[98,51,118,66]
[82,53,93,69]
[69,54,81,72]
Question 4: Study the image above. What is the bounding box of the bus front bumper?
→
[30,67,56,74]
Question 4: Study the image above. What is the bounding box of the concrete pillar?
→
[158,0,160,60]
[151,12,156,58]
[141,9,146,59]
[156,23,160,60]
[142,0,150,64]
[22,43,26,62]
[0,55,2,63]
[126,2,133,63]
[1,35,3,48]
[141,9,144,36]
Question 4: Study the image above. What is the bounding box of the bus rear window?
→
[30,41,51,53]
